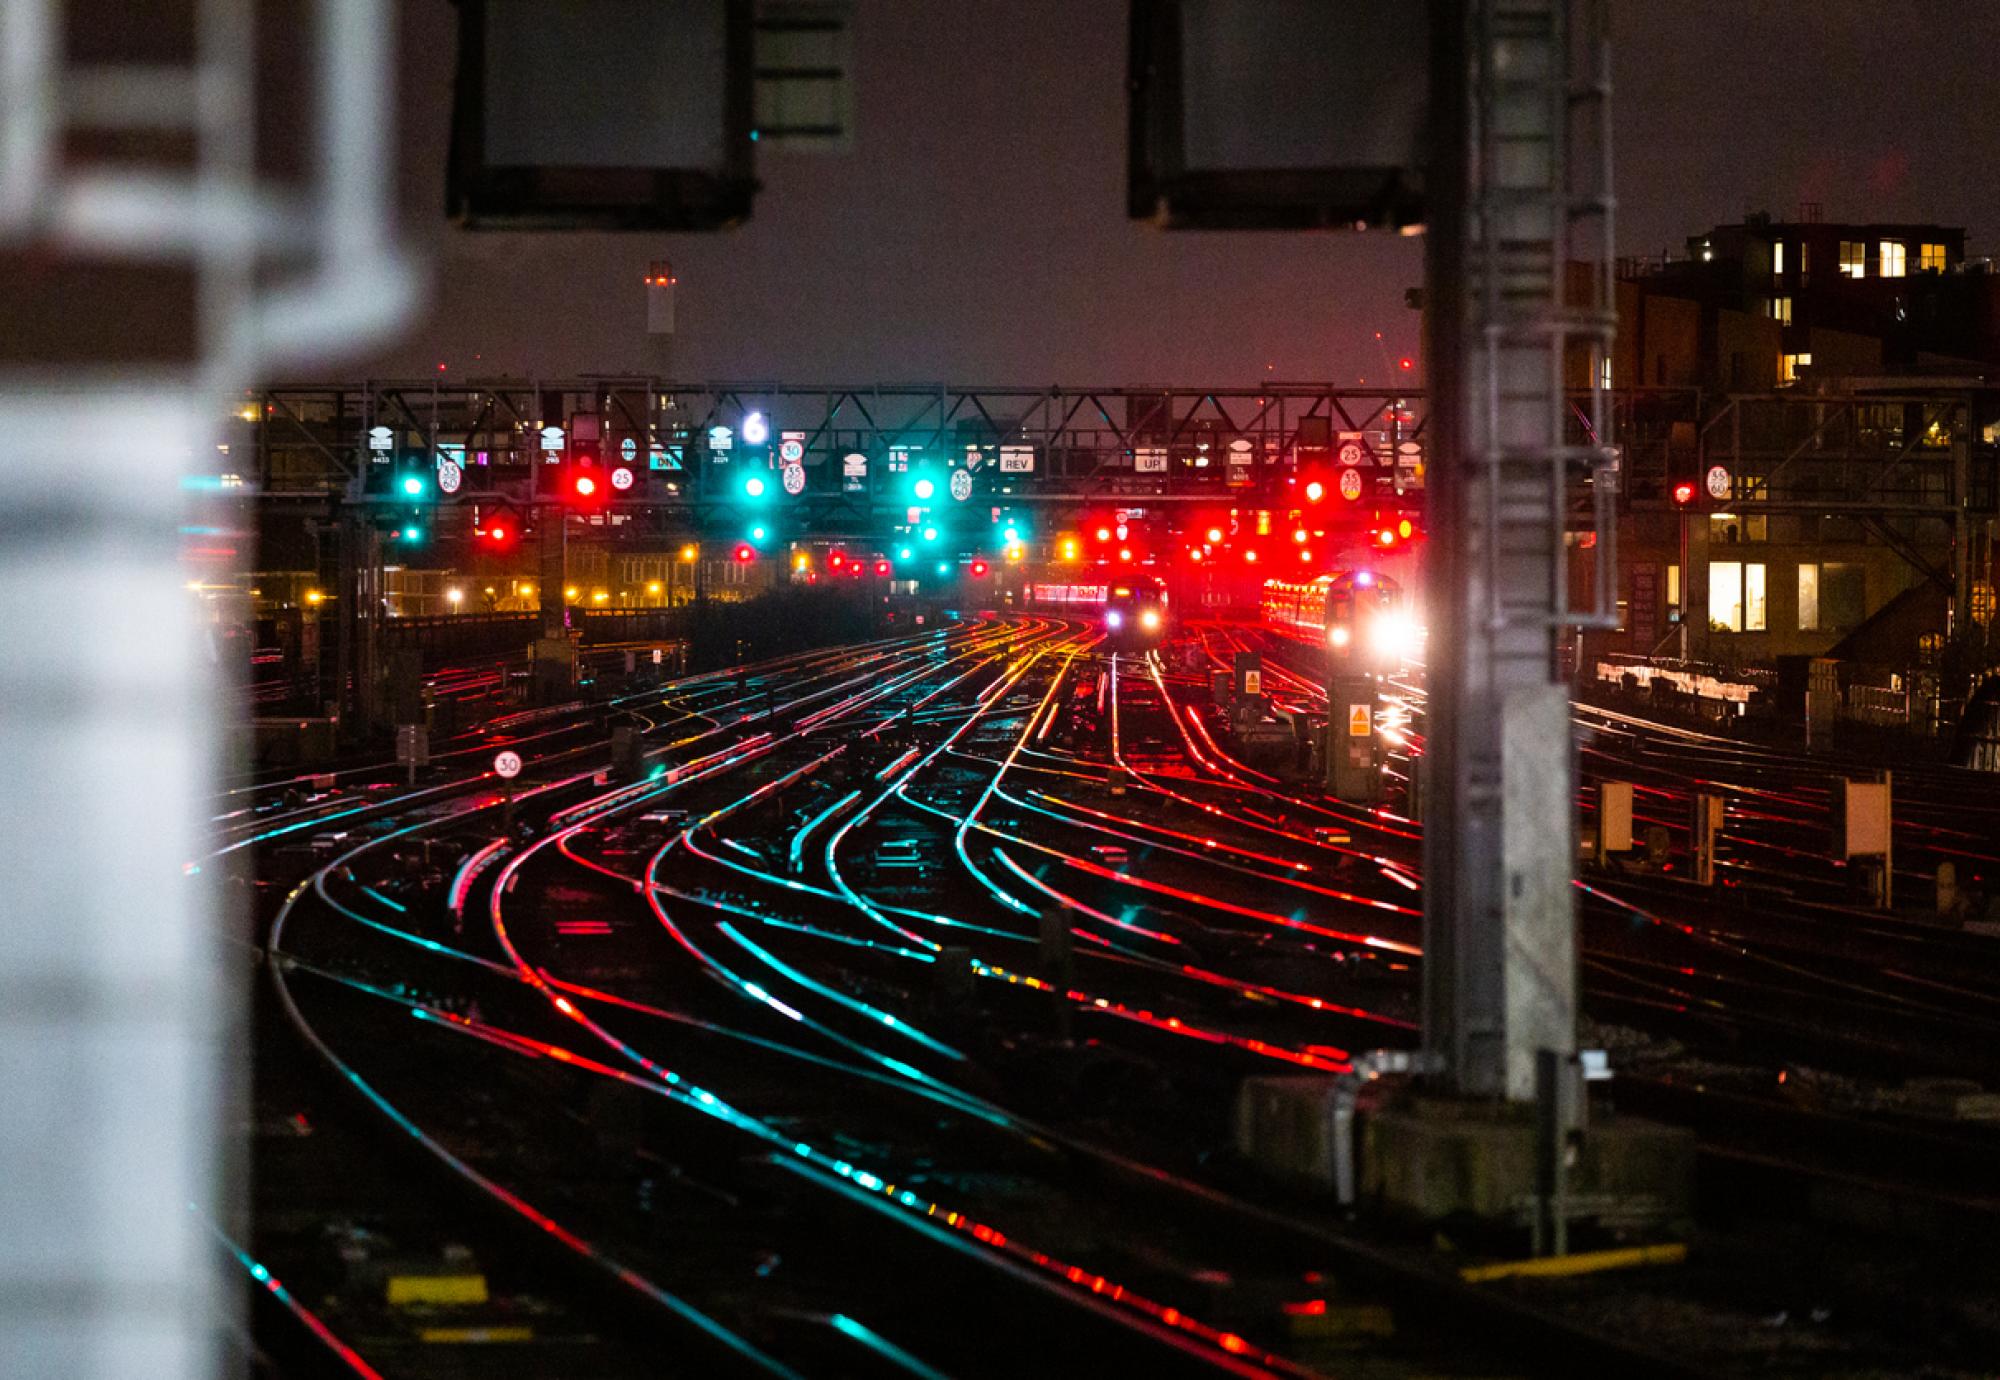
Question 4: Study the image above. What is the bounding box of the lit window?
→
[1839,241,1867,278]
[1598,356,1612,389]
[1797,564,1819,632]
[1769,296,1792,325]
[1778,351,1812,385]
[1798,242,1810,282]
[1709,513,1767,543]
[1772,241,1785,277]
[1878,241,1907,278]
[1710,561,1744,632]
[1708,561,1766,632]
[1920,242,1946,273]
[1666,564,1680,611]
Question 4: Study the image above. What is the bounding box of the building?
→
[1580,214,2000,676]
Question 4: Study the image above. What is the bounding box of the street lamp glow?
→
[446,588,463,607]
[680,544,697,561]
[647,581,663,594]
[565,585,580,600]
[304,590,323,605]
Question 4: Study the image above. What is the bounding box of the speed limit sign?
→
[781,462,806,495]
[493,750,522,779]
[778,438,805,464]
[1338,467,1364,501]
[1337,439,1367,468]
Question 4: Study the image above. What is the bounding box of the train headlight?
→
[1369,611,1416,660]
[1106,610,1124,630]
[1139,608,1161,631]
[1328,624,1352,649]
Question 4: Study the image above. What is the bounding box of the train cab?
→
[1104,576,1170,648]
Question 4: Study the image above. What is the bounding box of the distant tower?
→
[644,259,676,378]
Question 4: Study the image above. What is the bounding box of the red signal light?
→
[874,560,891,576]
[733,542,755,562]
[829,551,845,569]
[1377,529,1397,547]
[1304,480,1325,502]
[970,560,989,577]
[573,473,597,498]
[1398,356,1415,371]
[1673,481,1696,504]
[1095,526,1111,542]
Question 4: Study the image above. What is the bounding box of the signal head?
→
[1673,481,1696,504]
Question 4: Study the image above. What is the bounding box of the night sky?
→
[347,0,2000,388]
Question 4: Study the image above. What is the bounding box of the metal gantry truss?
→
[241,378,1431,522]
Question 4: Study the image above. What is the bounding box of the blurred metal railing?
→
[0,3,414,1375]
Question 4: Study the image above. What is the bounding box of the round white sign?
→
[493,750,522,779]
[949,469,974,502]
[1337,440,1367,467]
[620,437,637,461]
[436,459,462,494]
[1338,466,1364,501]
[610,465,635,491]
[1704,464,1732,500]
[778,438,805,463]
[781,462,806,495]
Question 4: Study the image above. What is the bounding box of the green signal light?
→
[921,526,938,542]
[400,475,425,497]
[749,524,768,542]
[1001,525,1019,544]
[935,561,949,576]
[743,475,766,498]
[898,546,913,561]
[401,525,422,541]
[913,478,935,500]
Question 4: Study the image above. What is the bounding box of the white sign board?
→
[778,436,806,464]
[1705,464,1732,501]
[436,459,462,494]
[367,425,393,451]
[1134,447,1169,473]
[782,462,806,495]
[610,465,635,491]
[949,468,974,501]
[1338,467,1364,501]
[492,750,522,779]
[540,425,565,452]
[1337,433,1368,467]
[998,445,1035,473]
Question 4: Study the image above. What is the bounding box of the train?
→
[1261,571,1415,673]
[1024,574,1171,648]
